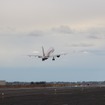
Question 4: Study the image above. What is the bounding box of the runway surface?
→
[0,87,105,105]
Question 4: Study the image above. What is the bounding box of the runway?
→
[0,87,105,105]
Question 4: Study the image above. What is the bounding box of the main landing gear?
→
[52,57,55,61]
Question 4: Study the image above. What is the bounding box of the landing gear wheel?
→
[52,57,55,61]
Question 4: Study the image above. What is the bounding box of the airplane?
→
[28,46,66,61]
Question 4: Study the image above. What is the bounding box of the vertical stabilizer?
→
[42,46,45,57]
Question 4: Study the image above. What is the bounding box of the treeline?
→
[0,81,70,88]
[1,81,105,88]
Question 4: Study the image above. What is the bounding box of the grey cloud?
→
[0,28,44,37]
[87,35,105,40]
[77,49,105,56]
[27,31,44,37]
[51,26,74,34]
[85,27,105,39]
[6,27,16,32]
[70,43,94,47]
[85,49,105,56]
[89,27,105,34]
[0,26,16,35]
[88,35,101,39]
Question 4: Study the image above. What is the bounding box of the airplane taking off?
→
[28,46,66,61]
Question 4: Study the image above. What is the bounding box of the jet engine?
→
[57,55,60,58]
[42,58,48,61]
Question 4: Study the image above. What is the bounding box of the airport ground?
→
[0,87,105,105]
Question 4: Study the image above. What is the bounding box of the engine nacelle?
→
[42,58,48,61]
[57,55,60,58]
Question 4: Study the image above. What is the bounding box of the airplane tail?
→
[42,46,45,57]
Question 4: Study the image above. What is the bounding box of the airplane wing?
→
[49,53,67,58]
[28,55,42,58]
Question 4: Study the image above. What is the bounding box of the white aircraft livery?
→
[28,46,66,61]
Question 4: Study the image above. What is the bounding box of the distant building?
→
[0,80,6,85]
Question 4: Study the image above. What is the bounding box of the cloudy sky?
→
[0,0,105,82]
